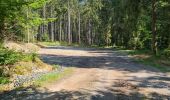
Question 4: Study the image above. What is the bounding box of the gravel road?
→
[1,46,170,100]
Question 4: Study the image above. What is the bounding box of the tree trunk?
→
[0,20,5,43]
[27,4,30,43]
[43,4,46,34]
[68,1,71,44]
[78,12,81,44]
[59,16,62,42]
[88,19,91,45]
[50,6,54,42]
[152,0,157,55]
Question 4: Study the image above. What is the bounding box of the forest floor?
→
[1,46,170,99]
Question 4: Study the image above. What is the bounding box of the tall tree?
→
[152,0,157,55]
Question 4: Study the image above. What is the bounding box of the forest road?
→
[38,46,170,100]
[2,46,170,100]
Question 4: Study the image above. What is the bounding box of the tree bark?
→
[68,1,71,44]
[78,12,81,44]
[152,0,157,55]
[50,6,54,42]
[88,19,91,45]
[27,3,30,43]
[43,4,46,34]
[59,16,62,42]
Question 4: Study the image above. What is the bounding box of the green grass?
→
[38,41,109,48]
[33,68,74,86]
[38,41,69,47]
[0,77,10,84]
[39,41,61,46]
[124,50,170,72]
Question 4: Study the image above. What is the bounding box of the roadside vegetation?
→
[0,42,53,92]
[34,68,74,87]
[124,49,170,72]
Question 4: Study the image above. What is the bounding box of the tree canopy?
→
[0,0,170,54]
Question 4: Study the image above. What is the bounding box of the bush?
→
[0,77,10,84]
[22,53,38,62]
[0,46,38,65]
[162,49,170,58]
[0,48,22,65]
[42,33,50,42]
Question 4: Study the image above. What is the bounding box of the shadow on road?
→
[1,85,169,100]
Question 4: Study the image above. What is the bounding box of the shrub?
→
[22,53,38,62]
[162,49,170,58]
[0,48,22,65]
[0,77,10,84]
[42,33,50,42]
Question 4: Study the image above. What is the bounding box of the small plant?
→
[42,33,50,42]
[22,53,38,62]
[162,49,170,58]
[0,77,10,84]
[31,53,38,62]
[0,48,22,65]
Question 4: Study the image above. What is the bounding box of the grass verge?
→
[37,41,72,47]
[33,68,74,87]
[122,50,170,72]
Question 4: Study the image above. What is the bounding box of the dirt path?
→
[1,46,170,100]
[38,46,170,99]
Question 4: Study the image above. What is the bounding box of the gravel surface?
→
[1,46,170,100]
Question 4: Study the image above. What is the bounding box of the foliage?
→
[126,49,170,72]
[22,53,38,62]
[0,0,170,53]
[0,45,38,66]
[0,48,22,65]
[41,33,50,42]
[162,49,170,58]
[0,77,10,84]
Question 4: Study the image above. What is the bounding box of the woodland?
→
[0,0,169,55]
[0,0,170,98]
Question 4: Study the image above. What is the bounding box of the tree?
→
[152,0,157,55]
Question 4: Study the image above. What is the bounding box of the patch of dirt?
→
[129,54,151,59]
[114,80,138,90]
[4,41,40,53]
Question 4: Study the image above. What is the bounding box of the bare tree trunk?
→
[26,2,30,43]
[59,16,62,42]
[78,12,81,44]
[68,1,71,44]
[43,4,46,34]
[152,0,157,55]
[50,6,54,42]
[88,19,91,45]
[65,14,67,41]
[92,29,96,45]
[0,20,5,42]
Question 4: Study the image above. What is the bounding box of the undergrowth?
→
[0,47,40,84]
[125,49,170,72]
